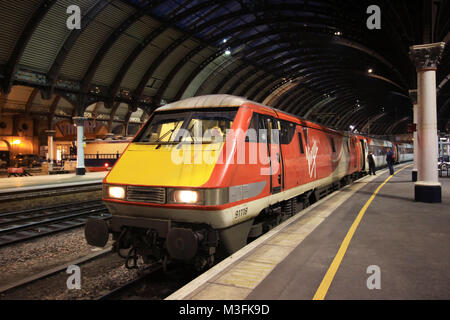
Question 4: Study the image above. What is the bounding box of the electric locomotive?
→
[85,95,413,270]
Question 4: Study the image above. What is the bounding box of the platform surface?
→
[167,165,450,300]
[0,171,107,192]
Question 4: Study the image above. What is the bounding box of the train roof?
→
[154,95,410,144]
[155,94,251,111]
[155,94,343,133]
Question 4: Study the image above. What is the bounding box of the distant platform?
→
[0,171,107,193]
[167,165,450,300]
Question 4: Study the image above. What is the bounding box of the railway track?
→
[0,182,101,203]
[0,248,112,295]
[0,200,111,247]
[96,264,163,300]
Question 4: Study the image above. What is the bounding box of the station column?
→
[45,130,56,170]
[409,42,446,203]
[73,117,87,175]
[409,90,419,182]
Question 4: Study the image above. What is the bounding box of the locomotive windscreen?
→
[134,109,238,144]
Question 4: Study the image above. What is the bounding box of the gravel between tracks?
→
[0,227,190,300]
[0,226,140,300]
[0,227,100,288]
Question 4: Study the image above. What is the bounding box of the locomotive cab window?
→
[330,137,336,153]
[134,109,237,144]
[246,113,259,142]
[280,120,295,144]
[258,115,268,143]
[298,132,304,154]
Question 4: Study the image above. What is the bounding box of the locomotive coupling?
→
[85,218,110,247]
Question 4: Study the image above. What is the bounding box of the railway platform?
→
[167,164,450,300]
[0,171,107,193]
[0,171,108,212]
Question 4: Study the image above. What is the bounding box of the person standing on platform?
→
[386,148,395,175]
[367,151,376,175]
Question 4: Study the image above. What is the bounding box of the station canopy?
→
[0,0,449,135]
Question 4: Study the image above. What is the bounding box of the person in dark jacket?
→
[386,148,395,175]
[367,151,376,175]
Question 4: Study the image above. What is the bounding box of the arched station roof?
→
[0,0,449,135]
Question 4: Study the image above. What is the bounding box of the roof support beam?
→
[46,0,110,98]
[2,0,57,94]
[79,2,161,100]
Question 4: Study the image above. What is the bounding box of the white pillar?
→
[409,42,445,203]
[409,90,419,181]
[73,117,87,175]
[45,130,56,171]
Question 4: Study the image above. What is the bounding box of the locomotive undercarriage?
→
[86,172,368,271]
[112,221,219,271]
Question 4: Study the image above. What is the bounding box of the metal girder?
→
[133,1,229,104]
[194,57,241,96]
[226,67,259,96]
[236,71,271,98]
[107,102,121,132]
[79,1,161,97]
[278,86,312,111]
[327,99,366,128]
[2,0,57,94]
[181,36,350,98]
[303,88,356,119]
[209,60,246,94]
[327,98,368,128]
[202,17,406,86]
[437,73,450,95]
[230,53,353,95]
[123,108,133,136]
[25,88,39,116]
[132,33,191,105]
[46,0,110,97]
[295,88,354,119]
[360,112,389,134]
[178,29,396,103]
[296,83,359,116]
[152,43,208,108]
[47,95,61,129]
[260,70,358,112]
[250,76,275,101]
[261,66,360,102]
[109,0,227,105]
[171,8,407,106]
[319,92,365,124]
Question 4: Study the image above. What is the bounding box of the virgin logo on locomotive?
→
[306,140,319,178]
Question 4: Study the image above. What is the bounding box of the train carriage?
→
[85,95,413,270]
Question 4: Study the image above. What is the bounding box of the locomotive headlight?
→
[173,190,200,204]
[108,186,125,199]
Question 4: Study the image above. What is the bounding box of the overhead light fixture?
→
[222,39,227,44]
[368,68,373,73]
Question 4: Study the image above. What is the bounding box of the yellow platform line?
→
[313,164,412,300]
